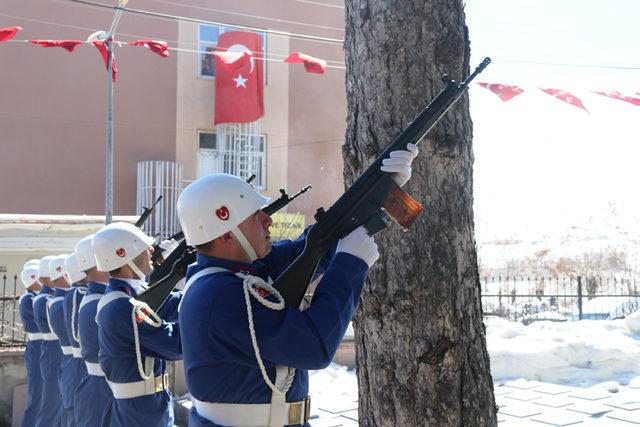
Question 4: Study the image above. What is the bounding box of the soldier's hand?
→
[380,143,418,187]
[336,226,379,267]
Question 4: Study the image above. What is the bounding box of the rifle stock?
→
[275,58,491,308]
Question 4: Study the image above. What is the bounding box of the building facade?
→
[1,0,346,225]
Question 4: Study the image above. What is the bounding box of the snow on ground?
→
[312,311,640,396]
[488,313,640,387]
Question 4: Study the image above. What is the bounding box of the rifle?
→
[150,231,184,268]
[138,184,314,311]
[135,195,163,228]
[275,58,491,309]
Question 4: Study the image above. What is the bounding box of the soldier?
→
[93,222,182,427]
[47,255,73,427]
[176,145,416,426]
[73,234,113,426]
[18,260,43,427]
[32,255,63,427]
[61,253,88,427]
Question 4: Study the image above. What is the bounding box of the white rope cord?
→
[238,272,295,396]
[45,298,57,335]
[71,286,88,343]
[130,299,162,380]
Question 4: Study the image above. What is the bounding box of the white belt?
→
[27,332,43,341]
[72,347,82,358]
[107,373,169,399]
[42,332,58,341]
[193,397,311,427]
[61,346,73,355]
[85,362,105,377]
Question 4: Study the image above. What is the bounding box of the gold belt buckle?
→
[154,373,169,393]
[287,396,311,425]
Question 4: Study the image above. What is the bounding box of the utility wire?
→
[64,0,345,45]
[292,0,344,9]
[142,0,344,32]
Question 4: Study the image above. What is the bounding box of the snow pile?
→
[487,316,640,386]
[309,363,358,405]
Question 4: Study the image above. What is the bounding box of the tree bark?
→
[344,1,497,425]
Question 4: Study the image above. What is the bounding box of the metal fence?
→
[0,274,25,347]
[137,160,183,239]
[4,273,640,346]
[482,275,640,324]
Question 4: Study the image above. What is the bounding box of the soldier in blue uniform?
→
[73,234,114,427]
[19,261,43,427]
[47,255,73,427]
[62,253,88,427]
[93,222,182,427]
[176,146,417,426]
[32,255,63,427]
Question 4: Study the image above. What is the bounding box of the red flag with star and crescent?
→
[214,31,264,125]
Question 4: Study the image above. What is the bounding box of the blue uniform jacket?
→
[49,287,75,425]
[180,233,368,426]
[75,281,111,427]
[32,285,63,427]
[97,277,182,427]
[19,291,43,427]
[62,284,88,427]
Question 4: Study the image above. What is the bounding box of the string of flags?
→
[0,25,328,82]
[477,82,640,112]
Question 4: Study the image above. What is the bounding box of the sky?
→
[464,0,640,242]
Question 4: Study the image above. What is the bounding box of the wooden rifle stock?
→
[275,58,491,309]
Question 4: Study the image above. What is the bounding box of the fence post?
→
[0,274,6,339]
[11,274,18,342]
[577,276,583,320]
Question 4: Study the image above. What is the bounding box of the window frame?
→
[197,24,268,83]
[197,130,267,191]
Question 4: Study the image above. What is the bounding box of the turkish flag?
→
[214,31,264,125]
[0,26,21,43]
[477,82,523,102]
[539,88,588,112]
[593,91,640,107]
[92,41,118,82]
[30,40,83,52]
[128,40,170,58]
[284,52,327,74]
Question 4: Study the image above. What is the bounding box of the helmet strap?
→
[232,227,258,262]
[127,261,148,281]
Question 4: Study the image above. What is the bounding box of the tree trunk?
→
[344,1,497,425]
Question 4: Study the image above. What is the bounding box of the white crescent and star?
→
[225,43,254,89]
[234,74,248,88]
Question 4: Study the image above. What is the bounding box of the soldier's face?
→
[132,247,154,276]
[238,210,273,260]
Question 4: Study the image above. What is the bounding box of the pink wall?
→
[0,0,346,221]
[0,0,178,215]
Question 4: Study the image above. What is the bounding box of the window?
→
[198,131,267,190]
[198,24,267,81]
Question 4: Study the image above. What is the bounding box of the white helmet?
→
[23,259,40,270]
[39,255,57,279]
[92,222,155,279]
[75,234,97,272]
[21,266,41,289]
[177,173,270,252]
[66,253,86,284]
[49,254,69,281]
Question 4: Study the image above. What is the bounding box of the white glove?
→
[336,226,379,267]
[159,238,179,258]
[380,143,419,187]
